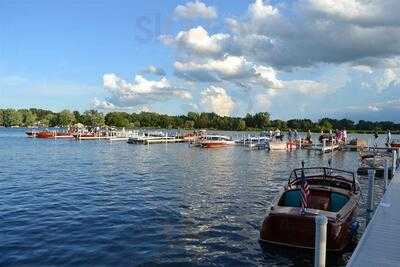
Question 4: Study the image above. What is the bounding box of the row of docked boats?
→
[26,128,317,150]
[26,129,137,141]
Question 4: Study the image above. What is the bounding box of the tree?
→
[73,111,84,124]
[83,110,104,127]
[184,120,195,129]
[2,109,22,127]
[21,110,37,126]
[236,119,246,131]
[57,110,75,127]
[319,120,333,131]
[105,112,130,128]
[253,112,270,129]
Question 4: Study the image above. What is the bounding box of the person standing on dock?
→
[374,131,379,148]
[386,130,392,147]
[288,129,293,142]
[306,130,312,142]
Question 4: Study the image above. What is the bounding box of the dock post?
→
[392,150,397,177]
[315,215,327,267]
[384,160,389,192]
[322,139,326,153]
[366,169,375,225]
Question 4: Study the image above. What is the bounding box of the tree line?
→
[0,108,399,133]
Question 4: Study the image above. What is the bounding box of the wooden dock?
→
[347,170,400,266]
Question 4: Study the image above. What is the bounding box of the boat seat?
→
[309,190,330,211]
[280,190,301,207]
[329,192,349,212]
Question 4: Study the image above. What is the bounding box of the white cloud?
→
[174,55,254,82]
[249,0,279,20]
[174,1,217,20]
[200,86,235,116]
[221,0,400,69]
[101,73,192,108]
[141,65,166,76]
[376,68,400,91]
[160,26,229,56]
[283,80,331,94]
[304,0,400,27]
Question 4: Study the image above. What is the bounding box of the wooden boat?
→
[390,139,400,148]
[200,135,235,148]
[357,156,393,178]
[268,141,287,150]
[260,166,360,251]
[25,131,37,138]
[34,130,74,139]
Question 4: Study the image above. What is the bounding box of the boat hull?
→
[260,212,355,251]
[36,131,74,139]
[201,141,233,148]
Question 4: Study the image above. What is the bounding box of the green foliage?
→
[1,108,400,132]
[21,110,37,126]
[56,110,75,127]
[105,112,130,128]
[2,109,22,127]
[83,110,105,127]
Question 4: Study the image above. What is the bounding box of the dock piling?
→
[392,150,397,178]
[366,169,376,225]
[315,215,327,267]
[384,160,389,192]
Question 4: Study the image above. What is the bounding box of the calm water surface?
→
[0,129,389,266]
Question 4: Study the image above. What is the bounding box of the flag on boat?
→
[300,169,310,212]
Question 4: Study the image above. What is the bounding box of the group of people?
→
[318,129,348,143]
[266,128,313,143]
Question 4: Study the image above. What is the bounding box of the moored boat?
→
[200,135,235,148]
[268,141,287,150]
[260,165,360,251]
[390,139,400,148]
[32,130,74,139]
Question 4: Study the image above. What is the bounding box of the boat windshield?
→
[288,167,357,193]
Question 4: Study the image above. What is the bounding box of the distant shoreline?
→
[1,108,399,133]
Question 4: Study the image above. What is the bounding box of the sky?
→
[1,0,400,121]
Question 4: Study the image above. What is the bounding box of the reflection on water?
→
[0,129,390,266]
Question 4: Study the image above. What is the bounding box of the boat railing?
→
[288,167,357,193]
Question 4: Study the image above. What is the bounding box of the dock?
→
[347,169,400,266]
[143,138,186,145]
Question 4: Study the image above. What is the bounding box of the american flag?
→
[300,169,310,212]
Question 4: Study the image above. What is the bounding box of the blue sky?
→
[1,0,400,121]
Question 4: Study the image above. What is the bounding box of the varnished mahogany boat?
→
[260,166,360,251]
[200,135,235,148]
[31,130,74,139]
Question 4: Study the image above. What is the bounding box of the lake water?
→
[0,128,389,266]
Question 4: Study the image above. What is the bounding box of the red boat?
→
[25,131,37,138]
[260,166,360,251]
[200,135,235,148]
[27,130,74,139]
[390,139,400,148]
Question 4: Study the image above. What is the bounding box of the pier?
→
[347,167,400,266]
